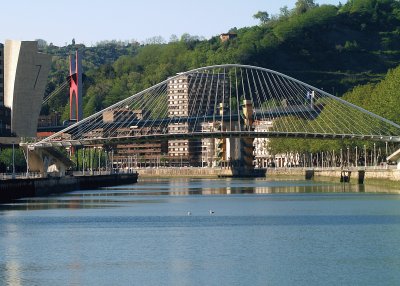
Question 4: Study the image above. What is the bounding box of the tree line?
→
[35,0,400,159]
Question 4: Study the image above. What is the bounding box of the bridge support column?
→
[69,51,83,122]
[240,100,255,174]
[305,169,314,180]
[25,146,74,177]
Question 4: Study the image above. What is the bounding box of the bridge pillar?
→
[240,100,255,172]
[216,103,227,166]
[25,146,74,177]
[387,148,400,169]
[69,51,83,122]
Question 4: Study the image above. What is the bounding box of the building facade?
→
[0,43,3,106]
[253,120,273,168]
[220,33,237,42]
[167,73,227,166]
[0,43,11,136]
[4,40,51,137]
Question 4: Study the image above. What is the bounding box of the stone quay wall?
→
[138,167,400,184]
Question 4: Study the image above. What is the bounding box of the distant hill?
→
[40,0,400,121]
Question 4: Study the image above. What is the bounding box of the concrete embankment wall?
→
[0,173,138,204]
[139,167,400,184]
[139,167,300,179]
[265,168,305,177]
[315,169,400,183]
[138,168,234,177]
[0,179,36,203]
[268,168,400,183]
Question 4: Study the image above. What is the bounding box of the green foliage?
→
[0,148,26,172]
[253,11,270,25]
[294,0,318,15]
[344,65,400,124]
[41,0,400,159]
[273,5,338,42]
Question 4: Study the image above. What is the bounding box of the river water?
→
[1,178,400,285]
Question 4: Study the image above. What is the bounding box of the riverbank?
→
[138,167,266,178]
[0,173,138,204]
[138,167,400,185]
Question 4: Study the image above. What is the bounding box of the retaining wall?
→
[0,173,138,204]
[139,167,400,182]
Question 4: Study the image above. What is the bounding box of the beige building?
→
[0,43,3,106]
[253,120,273,168]
[167,73,226,166]
[220,33,237,42]
[0,43,11,136]
[4,40,51,137]
[103,108,147,123]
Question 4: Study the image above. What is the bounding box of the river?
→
[1,177,400,285]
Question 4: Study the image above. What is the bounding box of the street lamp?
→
[386,142,388,161]
[364,145,367,167]
[98,147,102,175]
[26,145,29,178]
[321,152,324,169]
[82,148,85,175]
[111,149,114,174]
[355,146,358,168]
[340,148,343,168]
[12,143,15,179]
[374,143,376,166]
[90,147,94,175]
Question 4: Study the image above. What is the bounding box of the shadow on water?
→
[1,178,399,211]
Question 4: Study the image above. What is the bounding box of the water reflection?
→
[1,222,22,286]
[1,178,400,285]
[1,178,399,211]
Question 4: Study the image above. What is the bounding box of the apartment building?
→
[167,73,227,166]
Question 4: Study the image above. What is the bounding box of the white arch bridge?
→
[31,64,400,149]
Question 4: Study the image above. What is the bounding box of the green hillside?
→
[40,0,400,123]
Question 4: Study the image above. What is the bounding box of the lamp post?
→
[111,149,114,174]
[340,148,343,168]
[98,147,102,175]
[82,148,85,175]
[386,142,388,162]
[347,147,350,168]
[90,147,94,175]
[364,145,367,167]
[321,152,324,169]
[355,146,358,168]
[12,143,15,179]
[374,143,376,166]
[26,145,29,178]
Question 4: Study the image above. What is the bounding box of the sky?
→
[0,0,341,46]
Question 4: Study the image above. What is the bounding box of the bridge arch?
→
[32,64,400,148]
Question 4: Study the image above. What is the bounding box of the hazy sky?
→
[1,0,341,46]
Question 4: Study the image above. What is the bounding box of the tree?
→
[169,34,179,43]
[0,148,26,172]
[295,0,317,14]
[144,36,166,45]
[36,39,48,49]
[253,11,270,25]
[280,6,291,18]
